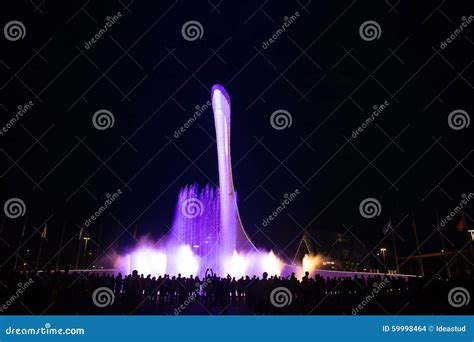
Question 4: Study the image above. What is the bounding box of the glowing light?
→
[224,251,249,278]
[322,261,335,265]
[260,251,283,276]
[118,244,291,278]
[118,247,167,277]
[301,254,322,276]
[171,245,200,276]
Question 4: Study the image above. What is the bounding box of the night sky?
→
[0,0,472,270]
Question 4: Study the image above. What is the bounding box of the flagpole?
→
[55,221,66,271]
[75,227,83,270]
[96,223,103,262]
[437,211,451,278]
[115,225,120,251]
[412,211,424,276]
[457,211,473,263]
[35,225,46,271]
[14,216,27,270]
[391,228,400,273]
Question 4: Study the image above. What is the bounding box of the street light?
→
[83,237,91,269]
[468,230,474,242]
[380,248,387,266]
[25,249,30,264]
[83,237,91,257]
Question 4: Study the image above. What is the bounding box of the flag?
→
[382,220,393,235]
[456,215,466,232]
[41,225,47,238]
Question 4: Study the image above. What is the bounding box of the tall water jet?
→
[211,84,256,274]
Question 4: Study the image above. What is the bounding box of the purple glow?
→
[115,85,292,277]
[169,184,220,257]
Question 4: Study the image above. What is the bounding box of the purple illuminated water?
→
[168,184,220,272]
[114,84,316,277]
[115,182,289,277]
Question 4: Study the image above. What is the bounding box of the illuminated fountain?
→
[169,184,220,270]
[116,85,291,277]
[210,84,258,274]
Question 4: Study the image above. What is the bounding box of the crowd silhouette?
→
[0,269,471,315]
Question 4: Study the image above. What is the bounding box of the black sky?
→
[0,0,472,269]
